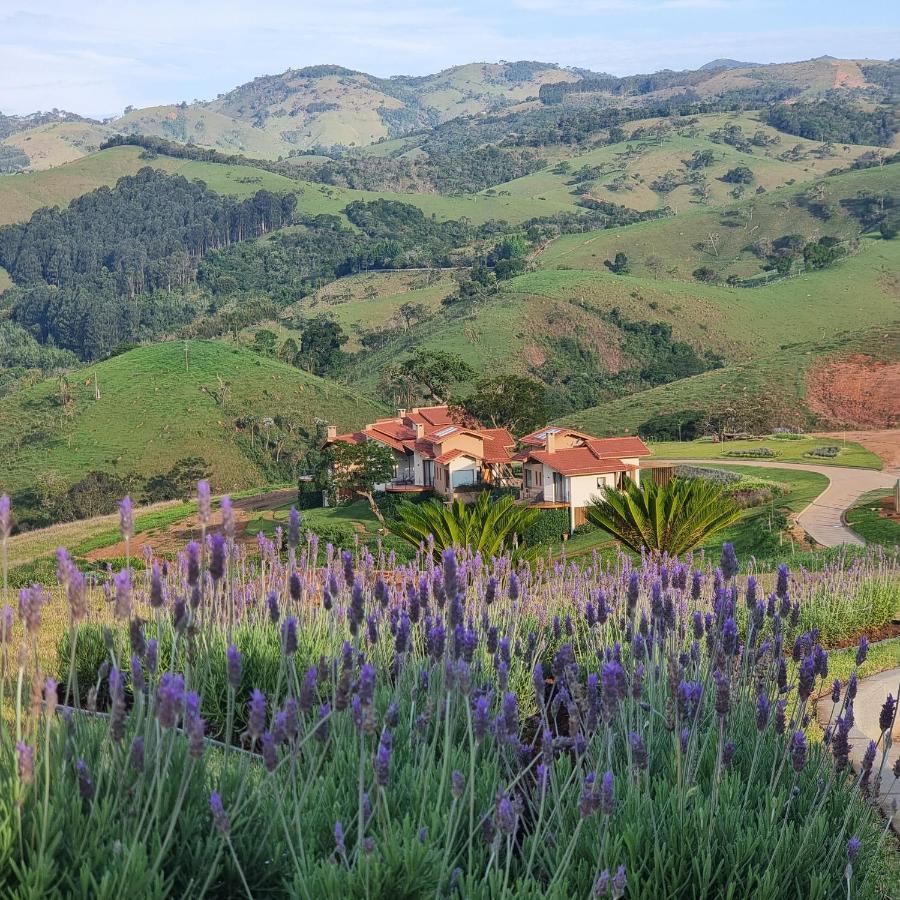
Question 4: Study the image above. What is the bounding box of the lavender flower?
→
[719,543,738,580]
[879,694,896,734]
[247,689,266,740]
[261,732,277,772]
[197,480,211,527]
[774,699,787,736]
[226,644,242,690]
[756,694,770,731]
[16,741,34,785]
[495,793,518,835]
[119,496,134,542]
[210,791,230,835]
[374,732,392,787]
[131,736,145,773]
[600,770,615,815]
[579,772,599,817]
[593,870,610,897]
[451,770,466,800]
[847,836,860,863]
[281,617,298,655]
[790,731,808,773]
[855,636,868,667]
[629,732,648,770]
[612,866,626,900]
[0,494,10,540]
[832,717,851,772]
[776,563,789,600]
[156,673,185,728]
[76,759,95,800]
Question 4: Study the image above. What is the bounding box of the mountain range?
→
[2,56,896,171]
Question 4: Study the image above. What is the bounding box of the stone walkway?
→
[657,459,896,547]
[817,667,900,832]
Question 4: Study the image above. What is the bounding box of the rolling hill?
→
[2,57,895,172]
[558,323,900,437]
[0,340,385,497]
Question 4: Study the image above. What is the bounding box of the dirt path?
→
[811,429,900,475]
[656,459,895,547]
[85,487,297,561]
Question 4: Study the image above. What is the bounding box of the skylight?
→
[536,427,561,439]
[434,426,457,438]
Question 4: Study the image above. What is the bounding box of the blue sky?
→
[1,0,897,117]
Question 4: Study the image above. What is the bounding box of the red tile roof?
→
[585,436,651,458]
[518,426,594,447]
[405,406,455,427]
[433,448,469,465]
[527,448,638,476]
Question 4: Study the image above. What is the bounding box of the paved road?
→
[817,667,899,832]
[657,459,896,547]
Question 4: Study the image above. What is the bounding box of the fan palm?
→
[585,477,741,555]
[388,492,540,560]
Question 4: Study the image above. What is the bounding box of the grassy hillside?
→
[0,340,385,495]
[538,163,900,280]
[559,324,899,437]
[0,146,575,229]
[482,112,887,216]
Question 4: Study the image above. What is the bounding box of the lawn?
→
[648,436,883,469]
[0,340,385,496]
[845,490,900,547]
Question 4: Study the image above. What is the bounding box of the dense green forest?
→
[0,169,296,358]
[765,100,898,146]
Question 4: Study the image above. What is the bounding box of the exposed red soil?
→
[806,355,900,430]
[84,488,297,561]
[811,428,900,474]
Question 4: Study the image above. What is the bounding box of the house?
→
[326,406,516,500]
[517,427,651,530]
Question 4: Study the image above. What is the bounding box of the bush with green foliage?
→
[522,508,570,545]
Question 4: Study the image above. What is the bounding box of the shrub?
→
[522,507,570,544]
[1,486,896,897]
[724,447,776,458]
[807,445,840,458]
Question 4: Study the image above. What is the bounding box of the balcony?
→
[385,475,431,493]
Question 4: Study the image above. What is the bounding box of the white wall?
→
[449,455,479,488]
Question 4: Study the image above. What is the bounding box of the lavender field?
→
[1,488,898,898]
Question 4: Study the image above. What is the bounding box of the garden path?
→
[816,666,900,833]
[655,460,895,547]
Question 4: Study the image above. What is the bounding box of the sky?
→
[1,0,898,118]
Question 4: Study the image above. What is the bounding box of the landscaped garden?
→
[0,485,898,897]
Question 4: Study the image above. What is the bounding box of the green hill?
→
[537,163,900,281]
[0,340,385,496]
[478,112,888,217]
[558,323,900,437]
[0,146,574,229]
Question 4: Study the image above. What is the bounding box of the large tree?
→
[324,440,396,526]
[459,375,547,434]
[386,350,474,404]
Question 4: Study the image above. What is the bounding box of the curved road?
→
[656,459,896,547]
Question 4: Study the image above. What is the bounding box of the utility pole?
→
[184,340,189,374]
[94,371,100,401]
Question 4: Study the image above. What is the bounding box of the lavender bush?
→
[0,489,897,898]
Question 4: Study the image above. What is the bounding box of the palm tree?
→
[388,492,539,560]
[585,477,741,555]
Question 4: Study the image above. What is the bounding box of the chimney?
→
[397,408,407,420]
[546,430,557,454]
[326,425,337,441]
[415,423,425,439]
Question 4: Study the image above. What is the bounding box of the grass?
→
[487,112,886,220]
[537,163,900,281]
[0,266,11,293]
[845,490,900,547]
[559,322,899,439]
[647,437,883,469]
[0,340,386,496]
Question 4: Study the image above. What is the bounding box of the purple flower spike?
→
[719,543,738,581]
[0,494,11,540]
[593,870,610,897]
[281,617,298,655]
[247,688,266,740]
[629,732,648,770]
[600,770,615,815]
[226,644,242,690]
[855,636,869,667]
[451,770,466,799]
[756,694,770,731]
[197,480,211,527]
[210,791,230,835]
[790,731,808,773]
[119,496,134,541]
[879,694,896,734]
[374,732,392,787]
[847,836,860,863]
[16,741,34,786]
[76,759,95,800]
[612,865,626,900]
[131,736,145,773]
